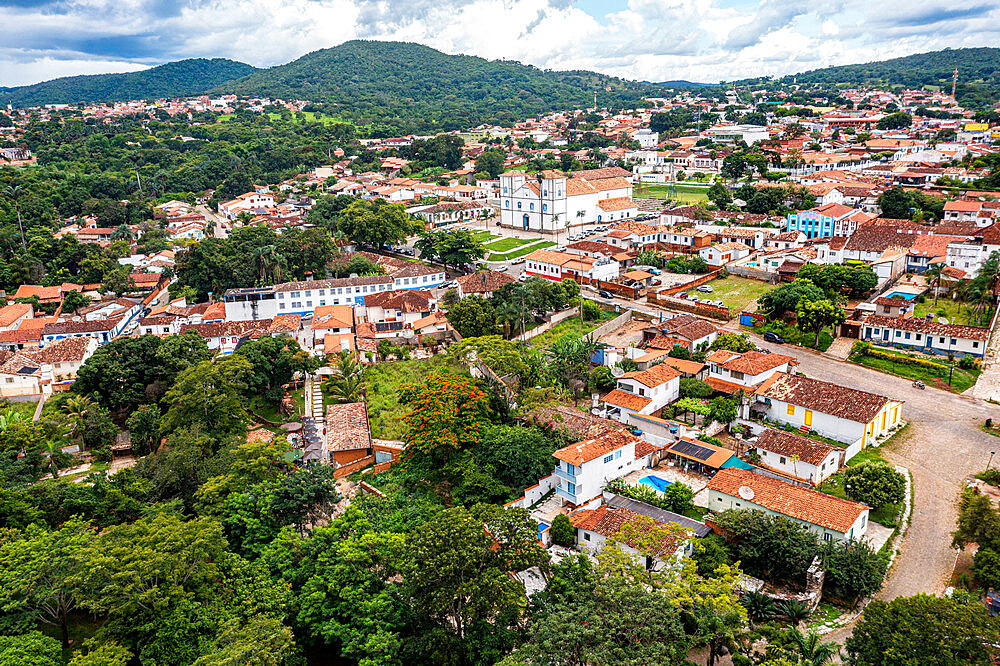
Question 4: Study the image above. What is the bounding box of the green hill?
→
[216,40,662,131]
[0,58,258,107]
[773,47,1000,109]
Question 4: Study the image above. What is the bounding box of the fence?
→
[659,269,723,296]
[842,437,865,464]
[358,481,386,497]
[504,473,557,510]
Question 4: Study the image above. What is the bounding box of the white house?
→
[705,349,797,392]
[523,249,619,283]
[752,428,842,485]
[41,314,131,346]
[861,315,990,358]
[218,191,277,220]
[569,501,695,568]
[754,373,903,447]
[552,428,657,506]
[363,290,437,339]
[0,336,97,397]
[699,242,753,267]
[706,468,869,543]
[602,363,681,423]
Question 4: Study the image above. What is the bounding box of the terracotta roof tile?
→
[326,402,371,451]
[754,428,839,466]
[621,362,682,387]
[553,427,642,465]
[756,373,899,423]
[707,468,867,533]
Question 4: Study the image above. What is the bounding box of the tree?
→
[952,489,1000,550]
[819,539,888,601]
[708,181,732,208]
[475,424,558,491]
[126,404,161,456]
[81,405,118,451]
[973,547,1000,590]
[787,627,840,666]
[0,518,94,648]
[546,335,599,398]
[759,279,826,318]
[474,150,506,178]
[322,350,363,403]
[234,335,312,403]
[407,504,546,664]
[712,510,817,581]
[68,640,133,666]
[161,356,252,442]
[662,481,695,515]
[842,461,905,510]
[549,513,575,547]
[401,373,490,463]
[708,396,738,425]
[877,186,914,219]
[445,295,497,338]
[61,289,91,314]
[0,631,61,666]
[193,616,297,666]
[100,265,136,296]
[846,594,1000,666]
[710,332,756,353]
[795,298,844,347]
[1,185,26,248]
[337,199,417,249]
[62,393,93,442]
[925,262,946,306]
[679,377,713,399]
[876,112,912,130]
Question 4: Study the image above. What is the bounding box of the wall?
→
[515,307,577,342]
[707,488,859,542]
[333,454,375,478]
[842,437,865,464]
[728,265,778,283]
[584,309,634,342]
[647,293,731,321]
[505,473,558,509]
[658,269,722,296]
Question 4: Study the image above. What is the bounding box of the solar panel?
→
[671,439,716,461]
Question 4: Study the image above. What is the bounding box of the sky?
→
[1,0,997,88]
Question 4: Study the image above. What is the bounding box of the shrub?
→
[958,356,977,370]
[843,462,906,510]
[973,547,1000,590]
[549,513,575,547]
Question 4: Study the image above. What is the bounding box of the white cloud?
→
[2,0,999,87]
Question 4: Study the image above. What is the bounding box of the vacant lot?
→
[363,354,467,440]
[913,297,992,328]
[699,275,772,313]
[633,183,709,203]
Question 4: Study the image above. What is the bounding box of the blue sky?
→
[1,0,996,87]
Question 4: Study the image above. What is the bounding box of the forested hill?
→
[773,47,1000,109]
[0,58,258,107]
[216,40,663,132]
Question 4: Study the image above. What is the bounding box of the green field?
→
[633,183,710,203]
[527,309,618,348]
[487,240,556,262]
[699,276,772,313]
[852,346,980,394]
[482,236,537,252]
[912,297,992,329]
[363,355,467,440]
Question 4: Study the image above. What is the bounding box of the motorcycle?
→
[912,380,925,390]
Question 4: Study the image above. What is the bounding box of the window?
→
[615,450,622,459]
[603,454,613,464]
[542,204,547,212]
[904,332,910,340]
[529,203,534,211]
[823,533,832,542]
[786,404,795,416]
[951,338,957,345]
[779,456,786,464]
[517,202,522,209]
[584,532,591,541]
[974,342,980,348]
[895,331,901,337]
[730,370,745,380]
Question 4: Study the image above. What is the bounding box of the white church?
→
[498,167,636,233]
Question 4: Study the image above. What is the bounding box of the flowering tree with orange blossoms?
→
[401,373,490,463]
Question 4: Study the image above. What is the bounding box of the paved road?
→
[749,333,997,600]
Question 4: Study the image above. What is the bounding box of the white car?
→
[496,265,508,272]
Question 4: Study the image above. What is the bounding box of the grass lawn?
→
[633,183,709,203]
[912,297,992,328]
[364,355,467,440]
[487,240,557,262]
[818,444,904,527]
[754,320,836,352]
[852,347,980,394]
[469,230,499,243]
[482,236,536,252]
[701,275,772,313]
[528,310,617,348]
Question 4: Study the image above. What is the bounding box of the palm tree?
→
[62,395,93,442]
[253,245,285,284]
[2,184,27,248]
[322,350,363,403]
[925,262,946,307]
[741,590,776,624]
[787,627,840,666]
[41,440,65,478]
[778,599,812,623]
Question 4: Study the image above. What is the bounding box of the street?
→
[748,330,997,601]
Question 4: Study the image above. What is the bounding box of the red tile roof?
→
[753,428,839,466]
[706,468,867,533]
[621,362,682,388]
[755,373,899,423]
[553,428,641,465]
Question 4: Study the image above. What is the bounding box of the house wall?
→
[755,446,840,484]
[862,324,986,358]
[708,488,868,541]
[708,363,789,388]
[0,373,41,397]
[759,396,902,447]
[554,441,641,505]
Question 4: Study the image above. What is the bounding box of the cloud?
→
[1,0,999,87]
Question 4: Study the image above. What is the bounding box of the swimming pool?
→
[537,522,549,540]
[885,291,919,301]
[638,475,673,493]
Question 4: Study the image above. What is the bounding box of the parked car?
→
[697,284,713,293]
[599,289,614,299]
[677,292,688,299]
[648,268,661,275]
[651,279,662,285]
[763,331,785,344]
[496,220,502,226]
[496,265,508,272]
[555,245,567,251]
[518,273,530,282]
[511,258,525,265]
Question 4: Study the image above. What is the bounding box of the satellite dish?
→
[738,486,755,501]
[733,198,747,207]
[403,328,414,339]
[611,367,625,378]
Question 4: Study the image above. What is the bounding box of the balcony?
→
[554,467,577,483]
[555,485,579,503]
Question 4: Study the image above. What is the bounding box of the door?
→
[523,214,529,230]
[804,409,813,427]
